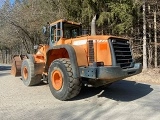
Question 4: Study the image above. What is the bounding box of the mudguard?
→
[46,44,88,78]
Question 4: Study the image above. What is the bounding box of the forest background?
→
[0,0,160,69]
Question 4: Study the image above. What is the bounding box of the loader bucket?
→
[11,55,26,77]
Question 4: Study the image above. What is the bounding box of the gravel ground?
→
[0,64,160,120]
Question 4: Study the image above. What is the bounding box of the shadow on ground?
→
[72,80,153,102]
[0,65,11,71]
[0,65,11,77]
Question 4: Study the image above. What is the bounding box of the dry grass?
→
[126,68,160,84]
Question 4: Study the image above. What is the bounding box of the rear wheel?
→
[21,59,42,86]
[48,58,81,100]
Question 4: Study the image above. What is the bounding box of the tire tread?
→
[48,58,81,100]
[21,59,41,86]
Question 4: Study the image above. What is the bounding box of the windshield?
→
[63,23,82,38]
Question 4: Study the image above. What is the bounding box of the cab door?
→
[50,22,63,46]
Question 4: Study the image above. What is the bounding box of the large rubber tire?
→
[27,54,35,63]
[48,58,82,101]
[21,59,42,86]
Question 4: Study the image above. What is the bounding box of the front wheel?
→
[48,58,81,100]
[21,59,42,86]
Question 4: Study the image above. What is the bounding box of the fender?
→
[46,44,88,78]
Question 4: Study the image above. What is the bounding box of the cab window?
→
[63,23,81,38]
[51,26,56,43]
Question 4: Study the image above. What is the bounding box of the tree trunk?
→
[148,23,152,68]
[5,49,7,64]
[154,11,157,68]
[143,0,147,69]
[2,50,5,63]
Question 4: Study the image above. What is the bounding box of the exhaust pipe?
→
[91,14,99,36]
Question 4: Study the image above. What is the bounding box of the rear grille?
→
[111,38,133,69]
[88,40,94,63]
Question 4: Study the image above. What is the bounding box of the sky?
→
[0,0,15,8]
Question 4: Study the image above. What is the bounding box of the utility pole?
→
[143,0,147,69]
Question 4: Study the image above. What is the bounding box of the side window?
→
[64,28,78,38]
[64,29,71,38]
[51,26,56,43]
[57,29,61,41]
[72,29,78,38]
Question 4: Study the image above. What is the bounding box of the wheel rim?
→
[51,70,63,90]
[23,67,28,80]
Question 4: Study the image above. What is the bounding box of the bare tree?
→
[154,11,157,67]
[143,0,147,69]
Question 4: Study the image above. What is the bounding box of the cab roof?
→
[50,19,81,26]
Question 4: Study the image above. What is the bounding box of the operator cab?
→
[49,19,82,46]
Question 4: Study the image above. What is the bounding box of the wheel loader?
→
[11,15,142,100]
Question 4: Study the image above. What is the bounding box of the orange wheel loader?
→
[11,15,142,100]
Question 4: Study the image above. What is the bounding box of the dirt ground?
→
[1,64,160,120]
[127,68,160,84]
